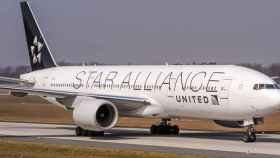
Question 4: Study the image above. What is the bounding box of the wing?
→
[0,77,151,112]
[0,76,34,85]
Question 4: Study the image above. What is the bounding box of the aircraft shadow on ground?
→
[1,127,280,143]
[178,132,280,143]
[96,129,280,143]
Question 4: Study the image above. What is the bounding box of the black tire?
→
[75,127,83,136]
[87,131,94,137]
[242,134,250,143]
[171,125,179,135]
[150,125,158,135]
[81,130,104,137]
[159,125,170,135]
[95,131,105,136]
[242,133,256,143]
[81,129,89,136]
[250,133,256,142]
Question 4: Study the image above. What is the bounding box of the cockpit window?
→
[253,84,280,90]
[266,84,275,89]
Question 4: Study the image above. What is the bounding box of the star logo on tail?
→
[31,36,44,64]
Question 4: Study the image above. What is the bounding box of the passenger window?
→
[266,84,274,89]
[254,83,280,90]
[259,84,265,89]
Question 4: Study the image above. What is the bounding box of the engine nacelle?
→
[73,98,119,131]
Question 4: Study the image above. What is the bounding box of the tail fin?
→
[20,1,57,71]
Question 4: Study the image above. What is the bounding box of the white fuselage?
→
[20,65,280,121]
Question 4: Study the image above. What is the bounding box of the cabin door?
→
[218,78,232,105]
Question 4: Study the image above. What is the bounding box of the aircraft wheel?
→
[91,131,105,137]
[81,129,89,136]
[150,119,180,135]
[150,125,158,135]
[243,126,256,143]
[75,127,104,137]
[75,127,83,136]
[171,125,179,135]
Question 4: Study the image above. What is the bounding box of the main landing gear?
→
[150,119,179,135]
[75,127,104,137]
[242,125,256,143]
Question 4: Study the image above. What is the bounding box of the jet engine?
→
[73,98,119,131]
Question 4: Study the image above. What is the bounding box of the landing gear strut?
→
[150,119,179,135]
[75,127,104,137]
[242,125,256,143]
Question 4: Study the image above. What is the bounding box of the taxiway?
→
[0,122,279,158]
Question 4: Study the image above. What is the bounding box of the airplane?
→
[1,0,280,143]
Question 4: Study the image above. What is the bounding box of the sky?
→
[1,0,280,67]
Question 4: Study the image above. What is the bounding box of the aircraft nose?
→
[276,92,280,109]
[268,90,280,110]
[253,90,280,117]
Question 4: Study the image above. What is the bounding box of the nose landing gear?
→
[242,125,256,143]
[150,119,180,135]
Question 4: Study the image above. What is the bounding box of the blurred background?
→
[1,0,280,67]
[0,0,280,132]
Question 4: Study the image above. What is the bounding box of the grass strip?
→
[0,140,212,158]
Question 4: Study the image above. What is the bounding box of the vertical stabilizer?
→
[20,1,57,71]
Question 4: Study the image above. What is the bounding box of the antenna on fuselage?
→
[82,61,87,66]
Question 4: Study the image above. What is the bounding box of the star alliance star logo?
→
[31,36,43,64]
[211,95,220,105]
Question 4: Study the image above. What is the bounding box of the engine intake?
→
[96,104,117,128]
